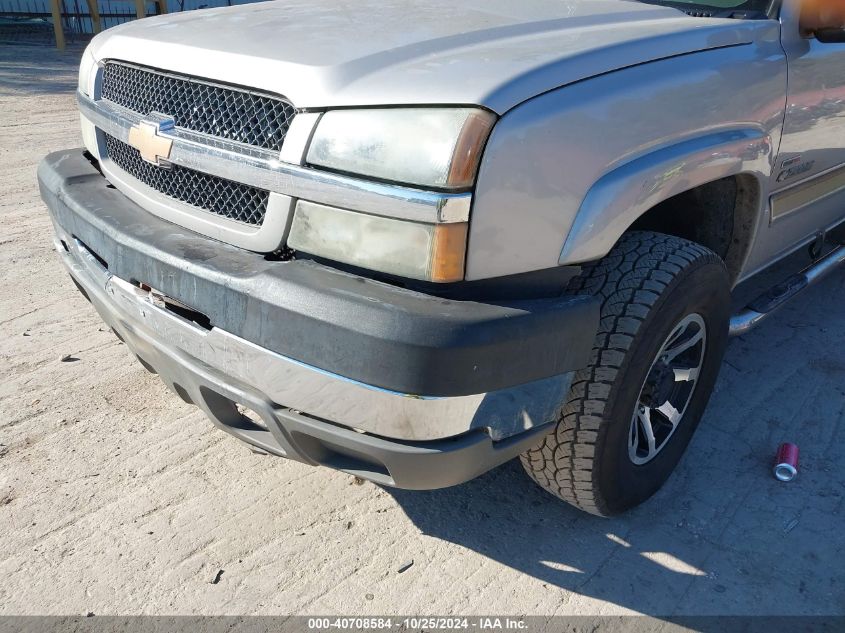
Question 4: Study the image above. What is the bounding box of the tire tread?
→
[520,231,725,516]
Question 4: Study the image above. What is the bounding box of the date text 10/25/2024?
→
[307,618,528,631]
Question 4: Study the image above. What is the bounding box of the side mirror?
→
[801,0,845,41]
[815,27,845,43]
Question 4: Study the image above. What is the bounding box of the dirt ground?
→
[0,44,843,619]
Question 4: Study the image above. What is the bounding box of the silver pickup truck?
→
[38,0,845,515]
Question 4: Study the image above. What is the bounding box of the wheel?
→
[520,231,731,516]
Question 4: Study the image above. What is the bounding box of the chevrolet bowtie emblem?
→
[128,116,175,167]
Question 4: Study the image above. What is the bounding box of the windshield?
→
[638,0,776,16]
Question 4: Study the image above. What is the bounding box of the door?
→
[771,0,845,226]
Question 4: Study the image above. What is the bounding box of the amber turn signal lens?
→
[446,111,497,189]
[289,201,469,283]
[430,222,469,283]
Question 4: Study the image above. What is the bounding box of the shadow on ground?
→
[386,271,845,616]
[0,44,83,96]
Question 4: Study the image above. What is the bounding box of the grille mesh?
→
[105,134,269,226]
[101,62,296,152]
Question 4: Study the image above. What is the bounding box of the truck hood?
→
[89,0,758,114]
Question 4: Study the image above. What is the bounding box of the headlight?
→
[306,108,496,189]
[288,201,468,283]
[296,107,495,281]
[78,46,97,97]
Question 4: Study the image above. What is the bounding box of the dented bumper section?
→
[38,149,599,489]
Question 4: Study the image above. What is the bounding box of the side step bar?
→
[730,244,845,336]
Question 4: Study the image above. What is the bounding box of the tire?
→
[520,231,731,516]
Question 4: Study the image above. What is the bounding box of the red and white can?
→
[774,443,799,482]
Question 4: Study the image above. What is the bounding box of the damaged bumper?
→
[38,149,598,489]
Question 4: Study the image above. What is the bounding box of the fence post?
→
[87,0,101,32]
[135,0,167,18]
[49,0,66,49]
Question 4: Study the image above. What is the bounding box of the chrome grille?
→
[104,134,269,226]
[101,62,296,152]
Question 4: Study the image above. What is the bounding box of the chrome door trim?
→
[78,91,471,224]
[770,162,845,223]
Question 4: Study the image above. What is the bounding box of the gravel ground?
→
[0,44,843,619]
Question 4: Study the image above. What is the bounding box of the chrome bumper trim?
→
[78,91,471,224]
[55,230,572,442]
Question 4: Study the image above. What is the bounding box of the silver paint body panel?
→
[739,0,845,278]
[468,24,787,279]
[85,0,753,114]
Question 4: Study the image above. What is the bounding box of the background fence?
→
[0,0,262,46]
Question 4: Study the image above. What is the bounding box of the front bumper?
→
[39,149,599,489]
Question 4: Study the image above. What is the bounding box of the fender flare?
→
[559,128,772,265]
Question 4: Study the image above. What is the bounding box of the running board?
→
[730,244,845,336]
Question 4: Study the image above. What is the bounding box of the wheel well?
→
[630,174,759,284]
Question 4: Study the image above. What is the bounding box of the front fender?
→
[558,129,772,265]
[466,28,785,281]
